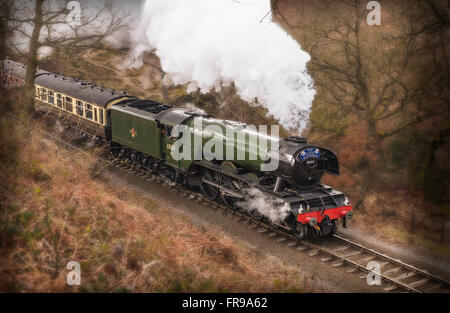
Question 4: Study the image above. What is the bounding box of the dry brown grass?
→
[0,94,315,292]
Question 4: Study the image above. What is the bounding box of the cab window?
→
[165,126,173,137]
[170,125,184,139]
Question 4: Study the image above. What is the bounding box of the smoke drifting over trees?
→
[128,0,316,132]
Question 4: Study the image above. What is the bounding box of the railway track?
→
[36,120,450,293]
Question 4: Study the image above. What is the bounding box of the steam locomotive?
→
[2,59,353,238]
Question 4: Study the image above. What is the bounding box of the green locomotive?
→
[109,100,353,238]
[2,59,353,239]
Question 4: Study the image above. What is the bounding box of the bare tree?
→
[409,0,450,202]
[0,0,14,62]
[272,0,450,202]
[272,0,446,150]
[9,0,128,111]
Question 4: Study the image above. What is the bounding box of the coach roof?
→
[35,72,126,108]
[1,60,48,79]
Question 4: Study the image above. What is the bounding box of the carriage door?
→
[164,125,180,169]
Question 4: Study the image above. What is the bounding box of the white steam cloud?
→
[128,0,316,131]
[237,188,291,224]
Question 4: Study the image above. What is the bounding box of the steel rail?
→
[332,234,450,290]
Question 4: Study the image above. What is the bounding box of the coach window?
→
[85,103,93,120]
[48,90,55,105]
[40,88,47,102]
[94,107,98,122]
[99,108,104,125]
[76,100,83,116]
[56,93,62,107]
[66,97,73,112]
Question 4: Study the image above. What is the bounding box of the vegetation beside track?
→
[0,90,315,292]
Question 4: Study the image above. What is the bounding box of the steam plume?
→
[129,0,315,131]
[237,188,291,224]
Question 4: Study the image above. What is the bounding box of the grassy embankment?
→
[0,88,316,292]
